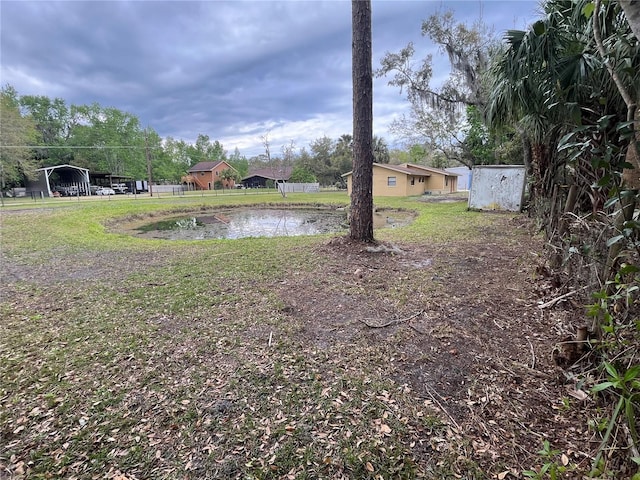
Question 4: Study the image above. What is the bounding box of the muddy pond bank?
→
[113,206,415,240]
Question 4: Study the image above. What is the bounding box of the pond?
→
[128,208,413,240]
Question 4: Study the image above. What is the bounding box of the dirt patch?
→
[270,215,589,474]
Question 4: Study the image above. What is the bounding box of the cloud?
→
[1,1,540,157]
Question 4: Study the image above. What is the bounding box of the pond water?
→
[131,208,412,240]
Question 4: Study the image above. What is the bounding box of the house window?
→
[410,177,415,186]
[200,172,205,176]
[445,177,449,186]
[387,176,396,187]
[216,171,220,176]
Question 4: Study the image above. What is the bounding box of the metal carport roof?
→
[32,164,91,197]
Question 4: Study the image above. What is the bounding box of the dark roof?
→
[243,166,293,181]
[188,161,226,173]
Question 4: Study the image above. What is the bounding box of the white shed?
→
[468,165,527,212]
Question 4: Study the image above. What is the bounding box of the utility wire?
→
[0,145,158,149]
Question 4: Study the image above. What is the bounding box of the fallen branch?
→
[527,338,536,370]
[424,384,461,431]
[357,310,424,329]
[538,286,588,309]
[365,244,404,254]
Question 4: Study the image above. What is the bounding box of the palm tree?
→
[372,135,390,163]
[220,168,239,189]
[487,0,633,217]
[594,0,640,191]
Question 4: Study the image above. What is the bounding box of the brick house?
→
[183,161,238,190]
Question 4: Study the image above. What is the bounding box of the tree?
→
[332,134,353,182]
[220,168,239,188]
[228,147,249,178]
[261,132,289,197]
[289,165,317,183]
[372,135,390,163]
[309,135,336,186]
[294,147,316,180]
[350,0,374,242]
[487,3,574,205]
[0,89,38,193]
[187,134,226,166]
[377,10,495,167]
[69,103,145,177]
[160,136,192,182]
[19,94,74,166]
[594,0,640,190]
[488,0,636,217]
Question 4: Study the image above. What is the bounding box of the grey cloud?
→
[1,1,539,154]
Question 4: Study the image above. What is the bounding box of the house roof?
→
[342,162,461,177]
[188,161,230,173]
[342,162,431,177]
[243,166,293,181]
[401,163,460,176]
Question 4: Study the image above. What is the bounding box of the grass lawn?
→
[1,193,568,479]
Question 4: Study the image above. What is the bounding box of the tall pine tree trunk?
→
[350,0,374,242]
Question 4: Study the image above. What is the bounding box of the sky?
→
[1,1,541,158]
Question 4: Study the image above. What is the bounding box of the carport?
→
[30,164,91,197]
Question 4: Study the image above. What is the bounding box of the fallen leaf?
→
[365,461,374,472]
[561,453,569,466]
[567,389,588,401]
[497,471,509,479]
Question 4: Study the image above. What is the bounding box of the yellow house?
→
[342,163,459,197]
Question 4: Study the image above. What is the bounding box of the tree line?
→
[0,85,398,191]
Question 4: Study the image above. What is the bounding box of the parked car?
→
[95,187,115,195]
[111,183,128,194]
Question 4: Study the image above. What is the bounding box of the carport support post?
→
[145,128,154,197]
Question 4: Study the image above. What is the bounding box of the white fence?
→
[278,183,320,194]
[152,184,184,193]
